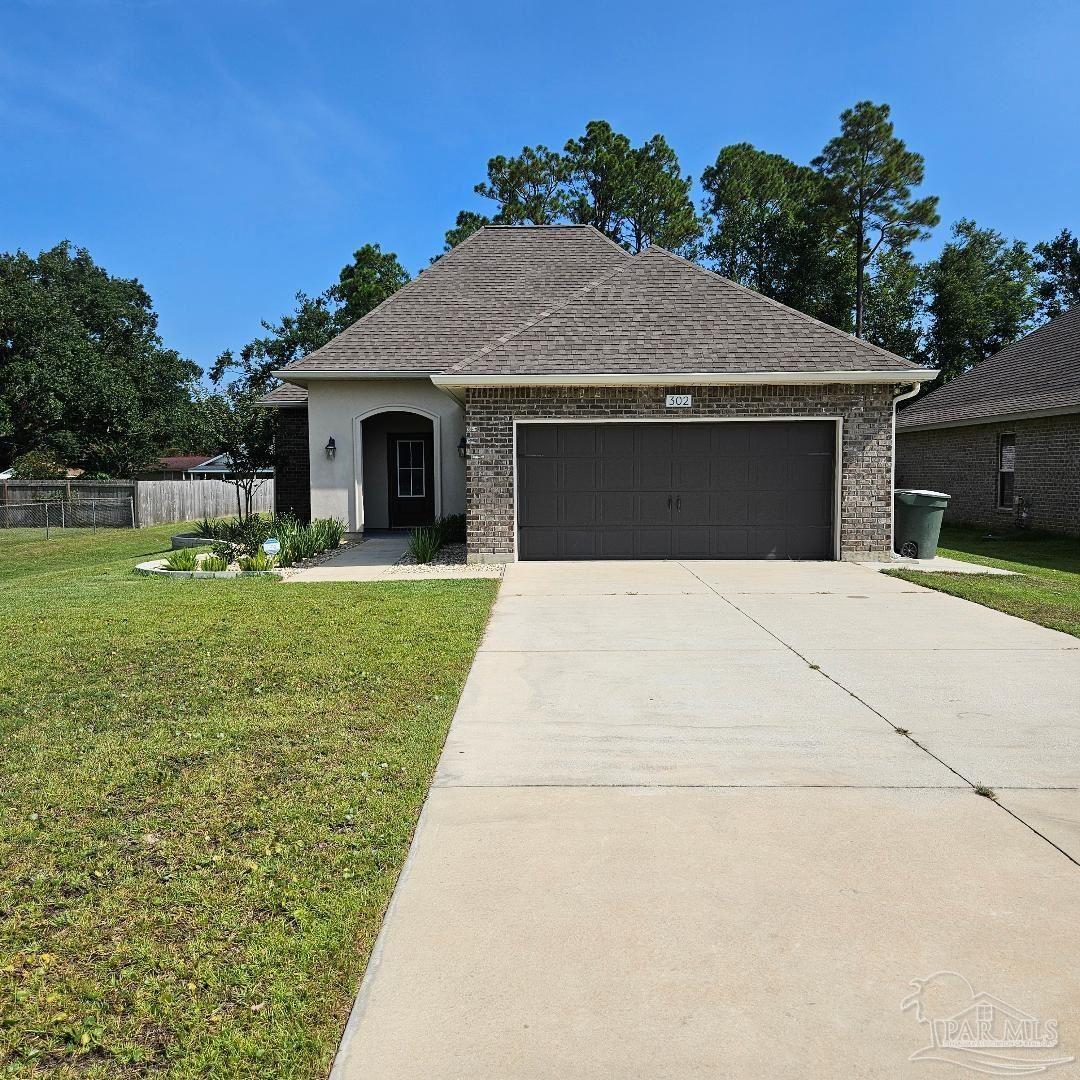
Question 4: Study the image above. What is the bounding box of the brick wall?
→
[897,414,1080,537]
[465,384,903,561]
[273,406,311,522]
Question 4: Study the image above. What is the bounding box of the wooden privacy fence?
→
[133,479,274,527]
[0,479,274,528]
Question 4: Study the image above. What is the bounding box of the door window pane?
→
[397,440,425,498]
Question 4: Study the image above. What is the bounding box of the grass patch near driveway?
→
[885,526,1080,639]
[0,525,497,1077]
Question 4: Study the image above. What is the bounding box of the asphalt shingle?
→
[898,306,1080,428]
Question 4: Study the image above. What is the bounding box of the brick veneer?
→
[273,406,311,522]
[897,414,1080,537]
[465,384,904,562]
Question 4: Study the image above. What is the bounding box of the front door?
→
[387,432,435,528]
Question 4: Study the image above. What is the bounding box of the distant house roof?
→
[899,307,1080,430]
[188,453,273,476]
[159,454,212,472]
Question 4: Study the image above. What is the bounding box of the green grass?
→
[885,525,1080,638]
[0,525,497,1077]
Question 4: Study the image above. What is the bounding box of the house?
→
[184,453,274,483]
[140,454,213,481]
[897,307,1080,536]
[262,225,933,562]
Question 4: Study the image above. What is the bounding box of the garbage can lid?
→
[894,488,951,499]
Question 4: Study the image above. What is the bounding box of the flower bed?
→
[135,557,280,580]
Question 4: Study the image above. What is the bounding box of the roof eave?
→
[271,369,433,383]
[432,369,937,389]
[898,401,1080,432]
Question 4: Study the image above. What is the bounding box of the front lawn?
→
[0,525,497,1077]
[885,525,1080,638]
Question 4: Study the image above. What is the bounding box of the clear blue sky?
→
[3,0,1078,375]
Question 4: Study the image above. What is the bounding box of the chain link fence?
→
[0,497,136,535]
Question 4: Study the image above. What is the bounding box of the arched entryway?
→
[352,407,442,531]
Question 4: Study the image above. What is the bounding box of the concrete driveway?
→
[333,561,1080,1079]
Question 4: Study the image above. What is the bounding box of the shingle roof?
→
[898,307,1080,429]
[446,246,920,377]
[259,382,309,406]
[283,225,630,375]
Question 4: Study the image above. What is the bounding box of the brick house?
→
[262,225,933,562]
[897,307,1080,537]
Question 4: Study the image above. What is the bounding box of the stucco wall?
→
[897,414,1080,536]
[464,384,903,562]
[303,379,465,530]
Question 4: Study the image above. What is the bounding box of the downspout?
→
[891,381,923,556]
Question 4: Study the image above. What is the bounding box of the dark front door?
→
[387,432,435,528]
[516,421,836,560]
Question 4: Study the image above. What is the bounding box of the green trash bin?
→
[894,489,950,559]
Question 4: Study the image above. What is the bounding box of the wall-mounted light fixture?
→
[457,435,467,459]
[325,436,337,460]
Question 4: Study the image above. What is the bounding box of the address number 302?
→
[665,394,692,408]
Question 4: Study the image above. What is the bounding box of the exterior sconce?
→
[457,436,467,459]
[325,436,336,460]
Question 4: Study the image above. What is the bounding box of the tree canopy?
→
[923,219,1038,385]
[1033,228,1080,321]
[0,242,200,475]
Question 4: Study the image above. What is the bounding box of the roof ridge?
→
[641,244,922,371]
[446,254,639,374]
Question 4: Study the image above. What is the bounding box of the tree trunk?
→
[855,219,865,338]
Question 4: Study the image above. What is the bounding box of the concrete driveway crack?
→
[677,562,1080,868]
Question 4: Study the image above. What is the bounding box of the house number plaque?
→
[665,394,692,408]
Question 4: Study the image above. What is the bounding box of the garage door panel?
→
[709,456,751,492]
[638,458,673,489]
[709,492,750,526]
[520,425,558,456]
[559,426,597,456]
[635,529,673,558]
[516,421,835,561]
[519,491,558,527]
[599,459,635,489]
[561,459,598,492]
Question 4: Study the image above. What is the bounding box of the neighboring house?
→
[262,225,933,562]
[140,455,214,481]
[897,307,1080,537]
[185,453,274,482]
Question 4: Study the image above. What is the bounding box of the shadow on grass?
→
[938,526,1080,577]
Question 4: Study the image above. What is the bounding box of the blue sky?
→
[3,0,1078,374]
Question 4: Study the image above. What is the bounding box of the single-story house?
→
[897,307,1080,536]
[184,453,274,483]
[262,225,935,562]
[140,454,213,481]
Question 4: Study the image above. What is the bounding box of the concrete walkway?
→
[333,560,1080,1079]
[282,534,504,581]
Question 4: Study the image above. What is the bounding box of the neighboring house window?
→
[998,434,1016,508]
[397,440,425,498]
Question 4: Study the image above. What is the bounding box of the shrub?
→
[200,554,229,572]
[232,515,275,556]
[238,550,277,572]
[407,525,442,564]
[194,516,227,540]
[163,548,199,571]
[436,513,466,544]
[276,517,345,566]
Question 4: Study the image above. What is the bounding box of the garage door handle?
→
[667,496,672,510]
[676,496,682,512]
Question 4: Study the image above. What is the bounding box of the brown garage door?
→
[516,421,836,560]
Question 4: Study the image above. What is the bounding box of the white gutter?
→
[891,381,925,555]
[270,369,435,383]
[432,369,939,388]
